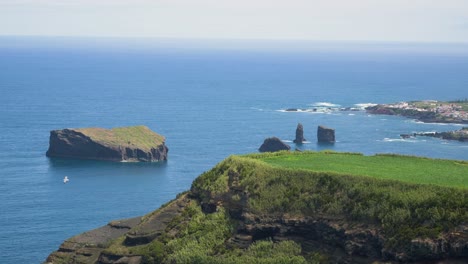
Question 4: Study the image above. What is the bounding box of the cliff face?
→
[45,154,468,264]
[190,160,468,263]
[46,126,168,162]
[317,125,335,143]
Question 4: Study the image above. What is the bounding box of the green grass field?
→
[257,151,468,189]
[76,125,165,151]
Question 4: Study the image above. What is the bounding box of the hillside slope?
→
[46,152,468,263]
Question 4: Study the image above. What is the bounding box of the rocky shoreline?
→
[401,128,468,142]
[366,100,468,124]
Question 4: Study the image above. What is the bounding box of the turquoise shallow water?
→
[0,37,467,263]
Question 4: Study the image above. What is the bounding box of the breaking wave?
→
[311,102,341,107]
[381,138,419,143]
[354,103,377,109]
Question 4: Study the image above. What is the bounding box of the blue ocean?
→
[0,37,467,263]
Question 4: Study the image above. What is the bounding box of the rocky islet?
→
[258,137,291,152]
[46,125,168,162]
[317,125,335,143]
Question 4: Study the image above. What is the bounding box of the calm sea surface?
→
[0,37,467,263]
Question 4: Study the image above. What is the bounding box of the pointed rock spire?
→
[293,123,306,144]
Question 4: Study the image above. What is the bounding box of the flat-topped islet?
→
[46,125,168,162]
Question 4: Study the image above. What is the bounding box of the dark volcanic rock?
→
[293,123,306,144]
[45,217,142,264]
[45,195,190,264]
[366,105,396,115]
[258,137,291,152]
[46,126,168,162]
[317,125,335,143]
[415,128,468,142]
[400,134,415,139]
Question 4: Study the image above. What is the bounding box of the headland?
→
[46,151,468,264]
[366,100,468,124]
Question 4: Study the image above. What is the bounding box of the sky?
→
[1,0,468,43]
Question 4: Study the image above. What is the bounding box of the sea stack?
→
[317,125,335,143]
[46,125,168,162]
[259,137,291,152]
[293,123,306,144]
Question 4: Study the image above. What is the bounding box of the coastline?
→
[366,100,468,124]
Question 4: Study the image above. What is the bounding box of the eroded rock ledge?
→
[45,217,142,264]
[46,125,168,162]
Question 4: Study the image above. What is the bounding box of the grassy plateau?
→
[75,125,165,151]
[257,151,468,189]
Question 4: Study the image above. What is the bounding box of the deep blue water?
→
[0,37,467,263]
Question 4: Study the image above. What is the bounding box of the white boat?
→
[63,176,69,184]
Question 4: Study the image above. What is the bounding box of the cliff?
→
[45,152,468,264]
[317,125,335,143]
[46,126,168,162]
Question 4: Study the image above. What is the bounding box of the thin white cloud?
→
[0,0,154,6]
[0,0,467,42]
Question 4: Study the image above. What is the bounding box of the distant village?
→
[379,100,468,123]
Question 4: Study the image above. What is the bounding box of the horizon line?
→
[2,34,468,46]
